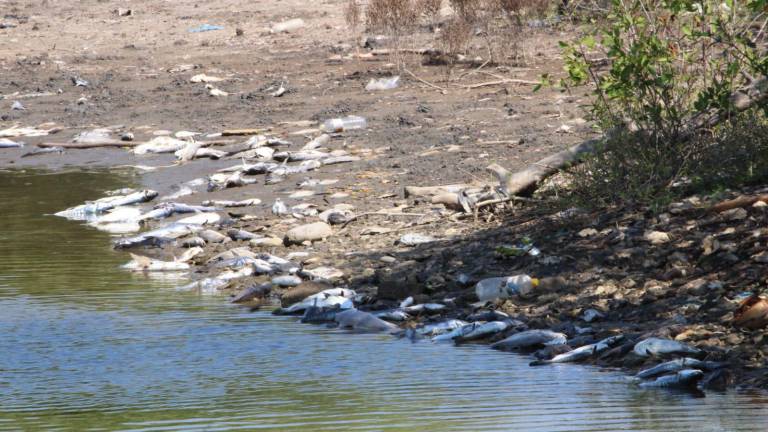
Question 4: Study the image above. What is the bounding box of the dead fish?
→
[273,150,330,162]
[334,309,400,333]
[177,277,229,295]
[114,222,203,249]
[491,330,568,351]
[270,160,322,176]
[404,303,446,314]
[633,338,702,357]
[133,136,188,155]
[207,171,257,191]
[733,294,768,330]
[635,358,728,379]
[230,283,271,303]
[21,146,64,157]
[160,186,195,201]
[374,310,412,322]
[452,320,517,343]
[530,335,624,366]
[182,236,206,248]
[0,138,24,148]
[272,275,303,287]
[121,253,191,272]
[202,198,261,208]
[298,178,339,188]
[199,229,229,244]
[466,310,512,322]
[55,190,158,220]
[301,305,341,324]
[265,173,285,185]
[276,294,354,315]
[176,212,221,225]
[416,319,469,336]
[638,369,704,389]
[299,266,343,281]
[302,134,330,151]
[174,141,202,162]
[228,229,260,241]
[194,148,228,160]
[229,146,275,161]
[91,206,143,224]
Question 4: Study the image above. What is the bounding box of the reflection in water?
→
[1,170,767,431]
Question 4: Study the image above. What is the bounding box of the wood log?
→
[222,129,268,136]
[487,138,600,196]
[710,194,768,213]
[404,184,476,198]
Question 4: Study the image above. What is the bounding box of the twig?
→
[454,78,540,89]
[340,211,427,229]
[404,68,447,93]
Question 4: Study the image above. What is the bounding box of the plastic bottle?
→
[475,275,539,302]
[365,76,400,91]
[321,115,367,133]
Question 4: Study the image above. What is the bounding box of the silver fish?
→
[321,155,361,165]
[271,275,303,287]
[230,283,271,303]
[530,335,624,366]
[228,229,260,241]
[453,320,515,343]
[638,369,704,389]
[633,338,702,357]
[202,199,261,208]
[416,319,469,336]
[635,358,728,379]
[334,309,400,333]
[114,222,203,249]
[0,138,24,148]
[490,330,568,351]
[273,150,330,162]
[375,310,412,322]
[55,190,158,220]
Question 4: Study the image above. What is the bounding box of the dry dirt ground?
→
[3,1,766,391]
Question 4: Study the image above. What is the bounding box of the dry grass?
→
[366,0,420,68]
[416,0,443,28]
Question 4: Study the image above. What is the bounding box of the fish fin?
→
[529,360,548,367]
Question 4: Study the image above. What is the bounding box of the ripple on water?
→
[1,171,768,431]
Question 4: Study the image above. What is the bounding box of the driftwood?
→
[38,140,136,149]
[487,138,600,196]
[37,139,235,149]
[222,129,268,136]
[711,194,768,213]
[404,184,476,198]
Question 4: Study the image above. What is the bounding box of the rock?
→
[644,230,671,244]
[284,222,333,245]
[272,275,303,287]
[117,8,132,16]
[397,233,437,246]
[199,229,228,243]
[280,281,332,307]
[722,207,748,221]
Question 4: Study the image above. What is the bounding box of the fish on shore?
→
[416,319,469,336]
[490,330,568,351]
[635,358,728,379]
[113,222,203,249]
[638,369,704,389]
[55,190,158,220]
[530,335,624,366]
[121,253,191,272]
[275,288,357,315]
[301,305,341,323]
[203,198,261,208]
[21,146,64,157]
[230,283,272,303]
[334,309,400,333]
[633,338,702,357]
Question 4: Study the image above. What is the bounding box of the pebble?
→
[285,222,333,245]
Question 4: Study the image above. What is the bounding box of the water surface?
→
[1,170,768,431]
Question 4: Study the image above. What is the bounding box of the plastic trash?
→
[475,275,539,302]
[271,18,305,33]
[189,24,224,33]
[11,101,25,110]
[365,76,400,91]
[321,115,367,133]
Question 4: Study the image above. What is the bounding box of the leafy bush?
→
[557,0,768,207]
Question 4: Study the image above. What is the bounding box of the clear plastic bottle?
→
[475,275,539,302]
[321,115,367,133]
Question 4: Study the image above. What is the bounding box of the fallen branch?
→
[37,139,235,149]
[710,194,768,213]
[487,138,600,196]
[340,211,426,229]
[404,184,477,198]
[404,68,447,93]
[222,129,268,136]
[454,78,539,89]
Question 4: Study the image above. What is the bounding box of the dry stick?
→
[454,78,540,89]
[222,129,268,136]
[37,139,235,149]
[339,211,426,230]
[403,68,447,93]
[710,194,768,213]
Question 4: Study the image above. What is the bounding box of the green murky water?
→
[1,170,768,431]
